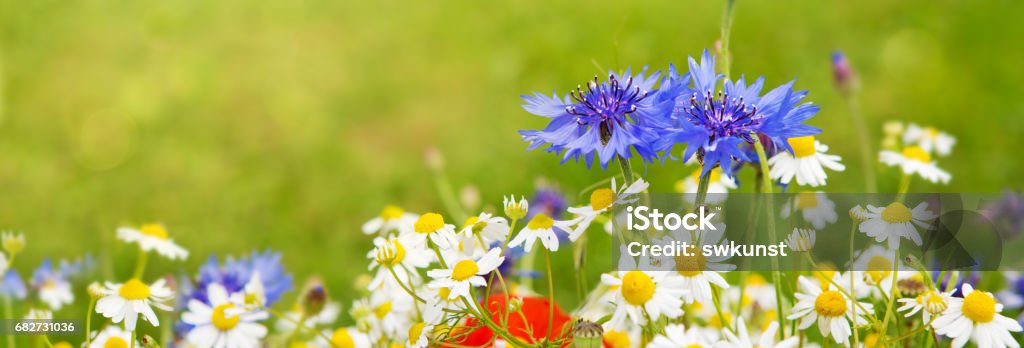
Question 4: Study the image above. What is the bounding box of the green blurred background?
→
[1,0,1023,320]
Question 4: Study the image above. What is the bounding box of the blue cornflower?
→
[31,259,75,310]
[0,270,27,300]
[657,50,821,177]
[520,68,676,169]
[190,249,293,306]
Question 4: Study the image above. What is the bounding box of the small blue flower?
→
[31,259,75,310]
[657,50,821,177]
[190,249,293,306]
[520,68,676,169]
[0,270,27,300]
[526,188,568,221]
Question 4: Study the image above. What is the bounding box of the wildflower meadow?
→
[2,0,1023,347]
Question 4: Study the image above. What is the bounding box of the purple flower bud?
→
[832,51,856,94]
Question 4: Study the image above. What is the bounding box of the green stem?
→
[132,250,149,279]
[573,232,588,303]
[3,296,15,348]
[720,0,736,78]
[85,298,97,347]
[848,222,860,348]
[844,94,876,193]
[896,172,911,203]
[617,156,634,185]
[693,169,712,211]
[387,266,426,303]
[544,249,555,342]
[41,335,54,348]
[752,134,786,340]
[267,308,336,347]
[879,249,901,339]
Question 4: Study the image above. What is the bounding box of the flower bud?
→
[1,231,25,255]
[424,147,444,172]
[571,319,603,348]
[831,50,858,95]
[506,297,523,313]
[302,285,328,317]
[849,205,869,222]
[503,195,528,220]
[459,185,481,212]
[374,240,401,267]
[87,282,105,300]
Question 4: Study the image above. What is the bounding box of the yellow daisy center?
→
[211,303,240,331]
[408,322,425,345]
[881,202,913,223]
[438,287,452,300]
[962,291,996,323]
[814,290,847,317]
[414,213,445,233]
[866,255,893,283]
[52,343,73,348]
[527,214,555,230]
[795,191,819,210]
[708,311,732,328]
[603,330,631,348]
[788,136,817,158]
[378,240,406,267]
[139,224,169,239]
[926,127,939,139]
[118,279,151,300]
[590,188,616,211]
[103,337,129,348]
[675,249,707,277]
[902,146,931,163]
[917,291,948,314]
[620,270,655,306]
[374,301,392,320]
[380,205,404,220]
[451,260,479,281]
[331,329,356,348]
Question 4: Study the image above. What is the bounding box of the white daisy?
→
[601,326,642,348]
[361,205,418,236]
[117,224,189,260]
[720,318,798,348]
[407,213,459,250]
[904,123,955,156]
[366,235,433,292]
[858,201,937,249]
[677,168,737,205]
[647,324,719,348]
[601,246,687,328]
[427,248,504,302]
[785,228,816,252]
[87,326,136,348]
[898,288,952,324]
[933,283,1023,348]
[879,146,951,184]
[350,290,413,341]
[768,136,845,187]
[31,261,74,310]
[458,212,510,246]
[780,191,837,229]
[567,178,648,241]
[850,245,907,290]
[95,278,173,330]
[181,283,268,348]
[788,274,875,345]
[508,213,574,252]
[503,195,529,220]
[656,222,734,304]
[407,301,445,348]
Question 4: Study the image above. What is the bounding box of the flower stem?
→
[573,232,588,302]
[617,155,634,185]
[3,296,15,348]
[848,222,860,347]
[879,249,901,340]
[843,91,877,193]
[543,248,555,342]
[387,265,426,303]
[752,134,786,340]
[720,0,736,78]
[896,172,911,203]
[132,250,149,279]
[693,169,712,211]
[85,297,97,347]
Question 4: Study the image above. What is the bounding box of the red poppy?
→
[444,295,572,347]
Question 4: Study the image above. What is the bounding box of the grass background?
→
[1,0,1023,329]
